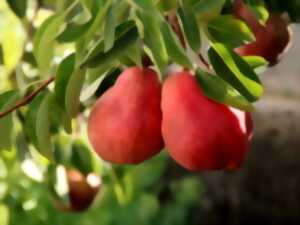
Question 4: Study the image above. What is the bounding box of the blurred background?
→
[0,1,300,225]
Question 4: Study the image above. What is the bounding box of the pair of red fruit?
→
[88,67,253,171]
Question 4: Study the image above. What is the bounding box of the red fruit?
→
[88,67,163,164]
[54,169,101,212]
[233,0,264,33]
[161,72,252,171]
[234,0,290,65]
[67,169,101,212]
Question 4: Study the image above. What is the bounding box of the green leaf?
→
[70,140,93,175]
[76,0,92,24]
[207,15,255,48]
[86,60,118,83]
[103,3,117,52]
[177,4,201,52]
[243,55,268,73]
[0,204,9,225]
[84,0,112,42]
[7,0,27,18]
[195,69,253,111]
[193,0,225,22]
[53,55,76,130]
[16,133,29,161]
[25,91,46,147]
[49,94,72,134]
[136,11,168,75]
[55,53,76,110]
[80,74,107,102]
[0,90,19,150]
[81,26,139,68]
[157,0,178,12]
[65,68,86,117]
[36,93,53,159]
[208,43,263,102]
[25,91,53,160]
[127,0,159,16]
[56,22,91,43]
[129,153,168,189]
[160,20,192,69]
[33,13,65,75]
[57,0,108,43]
[82,20,135,65]
[125,42,142,67]
[1,11,26,74]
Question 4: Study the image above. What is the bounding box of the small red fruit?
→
[88,67,163,164]
[234,0,290,65]
[161,72,252,171]
[54,169,101,212]
[67,169,101,212]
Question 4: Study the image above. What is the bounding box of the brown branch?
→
[0,76,55,119]
[198,54,211,70]
[167,12,186,48]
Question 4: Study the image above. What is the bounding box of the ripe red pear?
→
[88,67,163,164]
[234,0,290,65]
[161,72,253,171]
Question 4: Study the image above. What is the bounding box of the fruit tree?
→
[0,0,299,223]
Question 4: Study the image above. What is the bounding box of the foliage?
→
[0,0,297,223]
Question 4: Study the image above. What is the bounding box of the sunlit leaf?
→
[33,13,65,75]
[207,15,255,48]
[80,71,108,102]
[208,43,263,102]
[0,8,25,74]
[196,69,253,111]
[243,55,268,73]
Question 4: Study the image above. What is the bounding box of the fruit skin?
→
[161,72,252,171]
[234,0,290,65]
[88,67,163,164]
[54,169,101,212]
[67,169,100,212]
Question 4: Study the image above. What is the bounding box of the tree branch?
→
[198,54,211,70]
[167,11,186,48]
[0,76,55,119]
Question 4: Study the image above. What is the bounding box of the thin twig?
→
[198,53,211,70]
[167,11,186,48]
[0,76,55,119]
